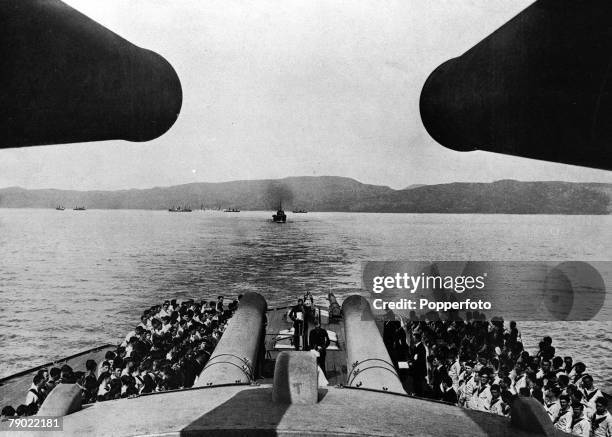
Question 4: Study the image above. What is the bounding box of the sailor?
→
[202,300,217,316]
[82,364,99,403]
[137,314,150,331]
[500,390,514,417]
[131,365,144,391]
[465,369,481,410]
[488,384,504,416]
[572,390,593,418]
[125,336,142,358]
[544,386,562,421]
[59,364,75,384]
[84,359,97,381]
[183,310,202,330]
[106,379,122,400]
[25,374,45,407]
[150,318,164,337]
[536,358,552,381]
[308,320,330,376]
[590,397,612,437]
[216,296,224,314]
[440,374,458,405]
[554,395,573,433]
[159,301,172,318]
[458,361,476,407]
[507,321,521,345]
[95,361,110,382]
[559,374,571,395]
[96,372,111,400]
[447,350,462,392]
[570,402,591,437]
[121,359,136,377]
[1,406,15,420]
[120,375,138,398]
[46,367,61,392]
[476,369,492,412]
[570,362,587,387]
[431,356,447,399]
[581,375,603,413]
[122,326,145,348]
[139,374,156,394]
[160,316,172,333]
[289,298,307,350]
[511,362,527,394]
[499,376,513,395]
[303,291,314,317]
[489,357,501,385]
[111,364,123,381]
[531,386,545,405]
[552,356,567,376]
[538,336,556,361]
[411,332,428,397]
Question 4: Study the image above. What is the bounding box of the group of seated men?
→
[1,295,240,418]
[383,318,611,437]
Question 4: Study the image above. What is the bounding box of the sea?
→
[0,209,610,391]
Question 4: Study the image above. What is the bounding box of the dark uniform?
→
[412,340,427,396]
[289,302,307,350]
[216,298,224,314]
[309,324,330,376]
[442,387,458,404]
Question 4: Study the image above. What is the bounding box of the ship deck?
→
[0,305,345,408]
[0,304,579,436]
[6,383,563,437]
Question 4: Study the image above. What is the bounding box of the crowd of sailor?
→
[2,296,240,418]
[385,318,611,437]
[2,295,610,437]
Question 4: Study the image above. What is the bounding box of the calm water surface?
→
[0,210,610,390]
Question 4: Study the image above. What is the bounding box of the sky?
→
[2,0,611,190]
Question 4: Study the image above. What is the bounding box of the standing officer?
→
[411,332,427,396]
[309,320,331,376]
[289,298,306,350]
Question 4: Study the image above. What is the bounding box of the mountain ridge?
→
[0,177,610,214]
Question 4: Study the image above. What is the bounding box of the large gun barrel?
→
[194,292,267,386]
[420,0,612,171]
[1,0,182,148]
[342,295,405,394]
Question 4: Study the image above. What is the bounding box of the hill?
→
[0,177,610,214]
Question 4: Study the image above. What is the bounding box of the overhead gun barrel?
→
[1,0,182,148]
[420,0,612,171]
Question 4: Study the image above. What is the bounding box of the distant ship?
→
[73,206,86,211]
[168,205,192,212]
[55,205,65,210]
[272,202,286,223]
[223,208,240,212]
[292,209,307,213]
